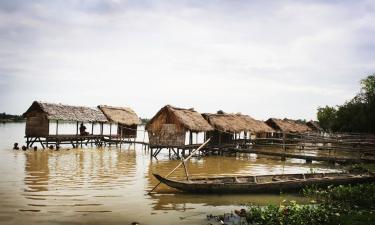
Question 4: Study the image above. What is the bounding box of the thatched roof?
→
[306,121,323,132]
[98,105,140,126]
[203,113,274,133]
[266,118,312,133]
[23,101,108,122]
[146,105,213,132]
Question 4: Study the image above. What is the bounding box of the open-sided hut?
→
[98,105,141,139]
[306,121,324,133]
[265,118,311,135]
[202,113,274,145]
[23,101,108,148]
[146,105,213,147]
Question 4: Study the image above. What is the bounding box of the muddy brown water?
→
[0,123,344,225]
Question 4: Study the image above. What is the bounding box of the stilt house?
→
[306,120,324,133]
[146,105,213,147]
[23,101,108,137]
[98,105,141,139]
[265,118,311,137]
[23,101,108,148]
[202,113,274,145]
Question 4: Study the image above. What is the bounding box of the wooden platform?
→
[25,134,148,149]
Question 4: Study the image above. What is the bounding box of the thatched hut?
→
[265,118,311,135]
[202,113,274,145]
[23,101,107,137]
[146,105,213,147]
[306,120,324,133]
[98,105,141,138]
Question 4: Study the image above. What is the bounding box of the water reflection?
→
[24,151,49,192]
[24,148,137,192]
[150,193,309,211]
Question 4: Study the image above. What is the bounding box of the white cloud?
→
[0,0,374,120]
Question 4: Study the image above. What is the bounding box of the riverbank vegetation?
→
[317,75,375,133]
[245,183,375,225]
[0,113,24,122]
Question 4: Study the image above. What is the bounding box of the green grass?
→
[245,183,375,225]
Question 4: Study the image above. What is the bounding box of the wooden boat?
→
[153,172,375,193]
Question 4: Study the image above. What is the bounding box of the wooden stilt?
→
[181,158,189,181]
[76,121,79,148]
[38,137,45,149]
[148,138,211,194]
[109,123,112,146]
[120,127,123,149]
[91,122,94,147]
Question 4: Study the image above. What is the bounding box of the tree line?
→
[317,75,375,133]
[0,113,25,122]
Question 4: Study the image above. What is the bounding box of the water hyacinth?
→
[245,183,375,225]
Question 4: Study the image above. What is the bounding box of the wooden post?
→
[181,159,190,181]
[56,120,59,135]
[109,123,112,146]
[189,131,193,145]
[282,132,286,151]
[76,121,79,148]
[196,132,198,144]
[91,122,94,147]
[148,138,211,194]
[120,126,123,149]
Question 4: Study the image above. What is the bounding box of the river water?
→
[0,123,341,225]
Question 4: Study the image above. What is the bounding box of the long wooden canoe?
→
[153,172,375,193]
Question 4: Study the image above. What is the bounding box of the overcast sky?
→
[0,0,374,120]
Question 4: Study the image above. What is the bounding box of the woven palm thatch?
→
[306,120,324,132]
[23,101,108,122]
[203,113,274,133]
[146,105,213,133]
[266,118,312,133]
[98,105,140,126]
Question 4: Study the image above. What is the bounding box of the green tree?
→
[360,75,375,101]
[317,106,337,131]
[317,74,375,133]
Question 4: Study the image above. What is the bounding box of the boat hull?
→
[153,173,375,193]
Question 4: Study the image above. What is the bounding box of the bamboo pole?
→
[181,159,189,181]
[148,138,211,194]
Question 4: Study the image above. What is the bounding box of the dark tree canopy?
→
[317,75,375,133]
